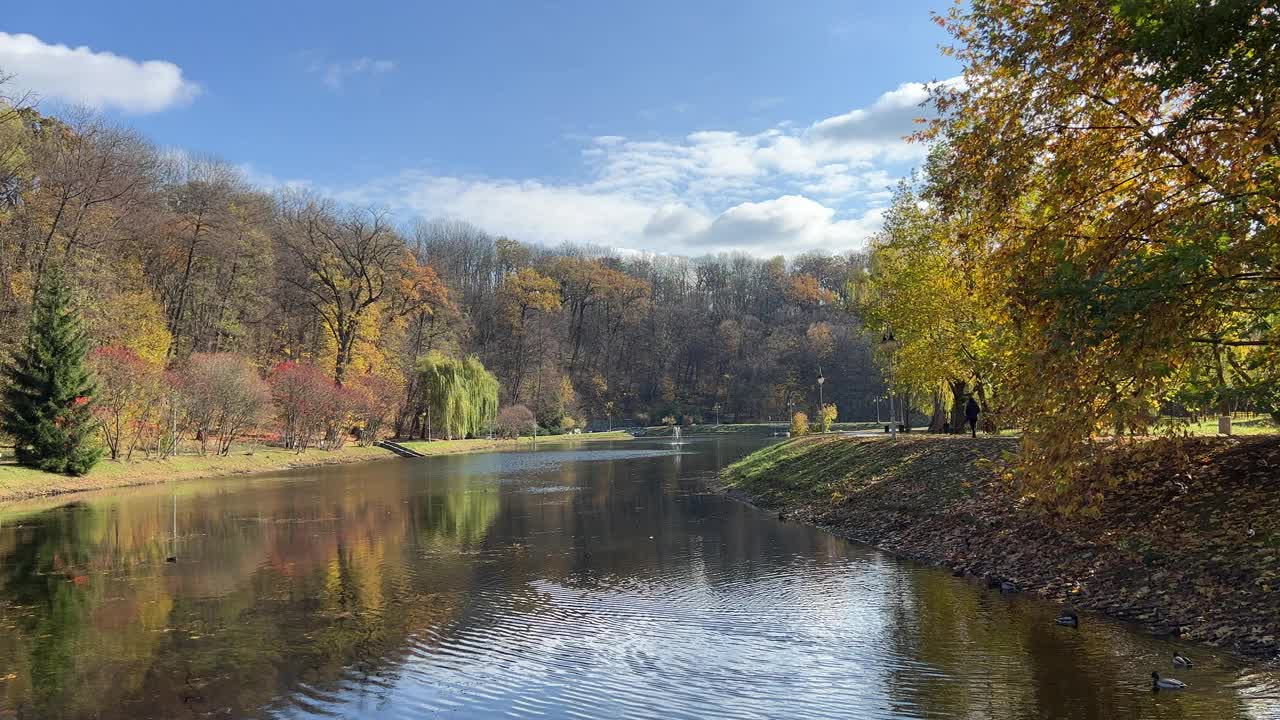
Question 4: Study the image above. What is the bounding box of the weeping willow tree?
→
[415,352,499,440]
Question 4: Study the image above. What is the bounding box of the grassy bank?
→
[398,430,633,454]
[722,433,1280,658]
[0,445,397,504]
[1177,414,1280,436]
[640,422,884,436]
[0,431,635,505]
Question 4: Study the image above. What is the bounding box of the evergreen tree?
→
[2,270,102,475]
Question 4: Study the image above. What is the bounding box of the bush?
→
[181,353,271,455]
[819,404,838,433]
[496,404,536,439]
[790,411,810,436]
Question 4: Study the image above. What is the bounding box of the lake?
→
[0,436,1277,719]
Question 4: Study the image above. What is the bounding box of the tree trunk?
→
[948,380,968,434]
[928,388,946,432]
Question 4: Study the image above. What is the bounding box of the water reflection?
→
[0,438,1275,719]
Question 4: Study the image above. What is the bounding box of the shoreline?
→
[0,431,634,507]
[718,434,1280,662]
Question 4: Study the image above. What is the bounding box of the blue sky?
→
[1,1,958,256]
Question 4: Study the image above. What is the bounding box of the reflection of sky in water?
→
[0,437,1277,720]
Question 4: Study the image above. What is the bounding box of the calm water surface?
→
[1,437,1278,719]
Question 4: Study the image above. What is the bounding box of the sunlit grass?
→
[1166,414,1280,437]
[397,431,632,455]
[0,444,395,503]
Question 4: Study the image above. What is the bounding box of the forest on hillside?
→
[0,89,888,448]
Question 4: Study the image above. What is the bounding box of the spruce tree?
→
[1,270,102,475]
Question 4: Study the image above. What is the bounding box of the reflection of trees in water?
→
[877,568,1247,719]
[0,470,502,719]
[2,442,1257,719]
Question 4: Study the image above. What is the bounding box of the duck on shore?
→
[1055,609,1079,627]
[1151,672,1186,690]
[1173,653,1193,668]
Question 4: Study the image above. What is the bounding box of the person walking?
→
[965,395,981,438]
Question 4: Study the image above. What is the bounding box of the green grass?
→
[721,433,1016,512]
[641,421,887,436]
[0,444,396,504]
[1170,414,1280,437]
[397,430,633,455]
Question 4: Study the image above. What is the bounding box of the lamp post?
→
[879,329,898,440]
[714,402,722,426]
[816,371,825,432]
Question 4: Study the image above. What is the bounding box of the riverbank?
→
[640,421,883,436]
[720,434,1280,659]
[0,445,398,503]
[398,431,631,455]
[0,431,635,504]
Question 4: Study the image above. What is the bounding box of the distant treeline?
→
[0,91,890,443]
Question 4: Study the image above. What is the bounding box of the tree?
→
[926,0,1280,498]
[498,268,561,405]
[412,352,499,440]
[268,361,332,450]
[1,270,101,474]
[88,346,164,461]
[858,178,999,435]
[350,373,401,445]
[277,195,406,386]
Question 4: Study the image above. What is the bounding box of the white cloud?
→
[307,56,396,90]
[315,77,956,256]
[809,80,935,144]
[0,32,199,113]
[235,163,312,192]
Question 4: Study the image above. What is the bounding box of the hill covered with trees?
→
[0,89,889,465]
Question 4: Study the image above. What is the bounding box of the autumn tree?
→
[269,361,331,450]
[17,111,155,302]
[276,195,406,386]
[928,0,1280,497]
[88,346,164,460]
[858,178,999,433]
[498,267,561,405]
[350,372,402,444]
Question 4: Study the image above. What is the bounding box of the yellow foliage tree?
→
[790,411,810,436]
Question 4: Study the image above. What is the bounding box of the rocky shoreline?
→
[719,434,1280,662]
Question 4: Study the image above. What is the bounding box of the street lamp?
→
[714,402,722,426]
[879,329,898,439]
[816,371,825,431]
